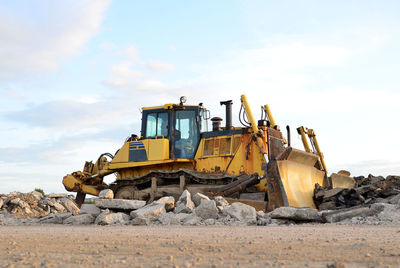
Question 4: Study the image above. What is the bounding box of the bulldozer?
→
[63,94,355,211]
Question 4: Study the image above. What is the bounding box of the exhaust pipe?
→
[220,100,233,130]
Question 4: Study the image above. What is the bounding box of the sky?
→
[1,0,400,193]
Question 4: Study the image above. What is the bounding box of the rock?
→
[373,203,400,223]
[182,213,202,226]
[204,218,216,225]
[47,193,68,198]
[95,199,146,210]
[388,194,400,205]
[256,210,265,219]
[95,210,130,225]
[59,198,80,216]
[194,199,218,220]
[192,193,210,207]
[131,203,166,225]
[152,196,175,211]
[214,196,229,208]
[39,212,72,224]
[322,205,385,223]
[269,207,322,222]
[99,189,114,199]
[51,201,66,212]
[80,204,101,217]
[157,212,182,225]
[30,191,44,200]
[222,202,257,225]
[0,199,3,209]
[174,190,195,214]
[63,214,95,225]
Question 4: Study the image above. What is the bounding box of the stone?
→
[373,203,400,223]
[99,189,114,199]
[63,214,95,225]
[388,194,400,205]
[192,193,210,207]
[204,218,215,225]
[130,203,166,225]
[47,193,68,198]
[80,204,101,217]
[222,202,257,225]
[157,212,182,225]
[174,190,195,214]
[214,196,229,208]
[322,205,385,223]
[182,213,202,226]
[95,210,130,225]
[95,199,146,210]
[0,199,3,209]
[59,198,80,215]
[269,207,322,222]
[39,212,72,224]
[51,201,66,212]
[152,196,175,211]
[194,199,218,220]
[30,191,44,200]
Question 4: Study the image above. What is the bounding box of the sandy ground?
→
[1,225,399,268]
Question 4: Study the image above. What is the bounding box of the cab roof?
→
[142,104,202,110]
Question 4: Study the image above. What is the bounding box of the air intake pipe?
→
[220,100,233,130]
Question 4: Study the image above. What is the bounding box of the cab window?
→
[145,112,168,138]
[174,110,200,158]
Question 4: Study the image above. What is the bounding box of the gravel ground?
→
[1,225,400,268]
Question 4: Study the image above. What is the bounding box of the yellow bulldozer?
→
[63,94,355,210]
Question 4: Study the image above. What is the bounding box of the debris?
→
[194,199,218,220]
[95,199,146,210]
[131,203,166,225]
[269,207,322,222]
[192,193,210,207]
[214,196,229,208]
[79,204,101,217]
[63,214,95,225]
[151,196,175,211]
[222,202,256,225]
[98,189,114,199]
[59,198,80,216]
[95,210,130,225]
[322,204,385,223]
[174,190,195,214]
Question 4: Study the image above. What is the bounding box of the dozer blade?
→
[266,147,326,211]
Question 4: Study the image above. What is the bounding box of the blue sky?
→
[1,0,400,193]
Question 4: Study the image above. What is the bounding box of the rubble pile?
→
[1,173,399,227]
[314,175,400,210]
[0,191,79,224]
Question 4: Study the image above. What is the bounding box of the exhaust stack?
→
[220,100,233,130]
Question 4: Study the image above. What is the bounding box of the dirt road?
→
[1,225,399,267]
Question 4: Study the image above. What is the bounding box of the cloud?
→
[122,45,139,60]
[0,0,110,81]
[168,45,177,51]
[146,60,175,72]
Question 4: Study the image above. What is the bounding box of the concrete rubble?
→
[1,173,400,226]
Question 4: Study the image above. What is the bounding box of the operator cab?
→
[140,97,209,159]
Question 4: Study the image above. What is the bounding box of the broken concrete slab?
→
[269,207,322,222]
[152,196,175,211]
[95,210,130,225]
[63,214,95,225]
[182,213,202,226]
[130,203,166,224]
[79,204,101,217]
[322,204,385,223]
[174,190,195,214]
[192,193,210,207]
[39,212,72,224]
[222,202,256,225]
[47,194,68,198]
[99,189,114,199]
[214,196,229,208]
[194,199,218,220]
[95,199,146,210]
[59,198,80,216]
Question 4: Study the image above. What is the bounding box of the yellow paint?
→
[148,138,169,160]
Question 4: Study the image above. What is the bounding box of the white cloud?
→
[168,45,177,51]
[0,0,110,81]
[136,80,169,92]
[122,45,139,60]
[146,60,175,72]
